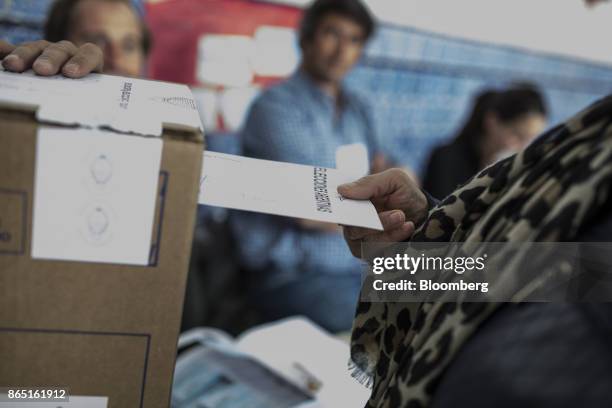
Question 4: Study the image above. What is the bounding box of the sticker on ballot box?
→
[31,127,162,265]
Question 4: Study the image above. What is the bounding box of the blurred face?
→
[485,112,547,158]
[68,0,145,77]
[302,13,366,84]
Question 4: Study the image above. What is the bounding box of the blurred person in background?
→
[44,0,150,77]
[230,0,390,333]
[423,85,547,198]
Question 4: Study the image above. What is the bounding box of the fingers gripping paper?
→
[199,152,383,230]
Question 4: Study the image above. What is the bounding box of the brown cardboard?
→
[0,84,204,406]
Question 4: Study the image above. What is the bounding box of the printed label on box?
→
[31,127,162,265]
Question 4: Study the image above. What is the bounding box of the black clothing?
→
[423,138,480,199]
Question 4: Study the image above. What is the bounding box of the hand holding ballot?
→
[1,39,103,77]
[338,168,429,259]
[1,40,423,261]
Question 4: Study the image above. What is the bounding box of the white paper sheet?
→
[0,395,107,408]
[199,151,382,230]
[31,127,162,265]
[236,317,370,408]
[335,143,370,179]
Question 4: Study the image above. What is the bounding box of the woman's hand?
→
[338,168,429,258]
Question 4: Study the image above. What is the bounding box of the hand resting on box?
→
[0,40,103,78]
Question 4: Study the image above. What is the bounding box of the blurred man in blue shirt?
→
[232,0,391,332]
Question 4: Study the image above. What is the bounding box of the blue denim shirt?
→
[231,70,380,289]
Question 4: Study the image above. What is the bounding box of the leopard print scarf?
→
[350,95,612,408]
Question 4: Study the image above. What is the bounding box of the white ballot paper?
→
[199,152,383,230]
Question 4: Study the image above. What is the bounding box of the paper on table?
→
[235,317,370,408]
[199,151,383,230]
[31,127,162,265]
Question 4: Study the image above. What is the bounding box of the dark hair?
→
[456,85,548,147]
[44,0,152,55]
[299,0,375,48]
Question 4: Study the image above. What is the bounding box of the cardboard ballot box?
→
[0,70,204,407]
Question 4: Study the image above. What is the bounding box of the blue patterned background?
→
[353,24,612,173]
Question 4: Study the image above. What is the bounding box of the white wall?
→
[262,0,612,66]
